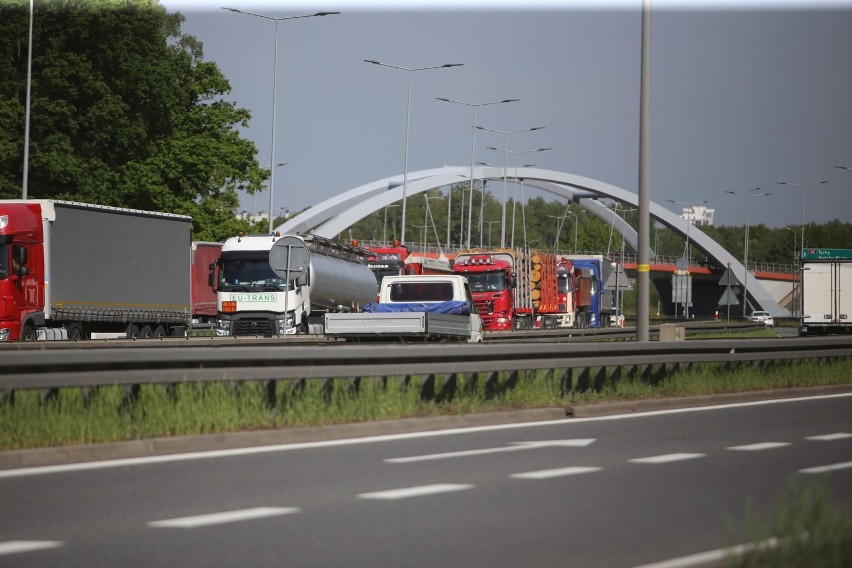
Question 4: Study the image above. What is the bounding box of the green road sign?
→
[801,248,852,261]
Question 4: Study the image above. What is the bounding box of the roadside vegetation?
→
[726,480,852,568]
[1,356,850,450]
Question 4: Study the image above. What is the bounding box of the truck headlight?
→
[0,329,10,342]
[215,319,231,336]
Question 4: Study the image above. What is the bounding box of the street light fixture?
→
[725,188,772,317]
[436,97,518,248]
[477,125,545,247]
[774,179,829,250]
[365,60,463,245]
[222,7,339,234]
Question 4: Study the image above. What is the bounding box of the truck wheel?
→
[66,324,83,341]
[152,325,166,338]
[138,325,152,338]
[126,323,140,339]
[20,324,36,342]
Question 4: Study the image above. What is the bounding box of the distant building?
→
[680,204,714,227]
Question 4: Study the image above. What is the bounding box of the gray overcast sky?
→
[160,0,852,230]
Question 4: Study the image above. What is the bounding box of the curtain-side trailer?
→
[0,200,192,341]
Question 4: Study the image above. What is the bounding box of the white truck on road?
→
[324,274,483,342]
[800,248,852,336]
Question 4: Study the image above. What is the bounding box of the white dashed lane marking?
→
[727,442,791,451]
[147,507,300,529]
[358,484,474,500]
[807,433,852,441]
[0,541,64,556]
[510,466,602,480]
[629,453,705,464]
[800,461,852,474]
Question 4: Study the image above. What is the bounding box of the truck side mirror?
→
[508,275,517,289]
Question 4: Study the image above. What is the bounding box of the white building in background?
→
[680,204,714,226]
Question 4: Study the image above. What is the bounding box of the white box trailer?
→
[800,248,852,336]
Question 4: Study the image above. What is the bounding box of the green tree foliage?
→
[0,0,267,241]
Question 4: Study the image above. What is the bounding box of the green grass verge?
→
[726,480,852,567]
[1,357,850,450]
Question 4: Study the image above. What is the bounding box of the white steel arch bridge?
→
[278,166,781,316]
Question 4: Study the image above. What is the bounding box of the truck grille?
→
[234,319,275,336]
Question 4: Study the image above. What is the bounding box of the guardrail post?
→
[438,373,458,403]
[591,367,606,391]
[607,366,622,391]
[263,379,277,412]
[0,388,14,408]
[420,374,436,401]
[485,371,500,399]
[576,367,591,393]
[556,368,572,397]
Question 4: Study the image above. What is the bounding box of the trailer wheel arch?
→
[65,323,83,341]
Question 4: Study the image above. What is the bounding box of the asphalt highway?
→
[1,392,850,567]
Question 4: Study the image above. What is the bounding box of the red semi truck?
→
[0,199,214,341]
[453,249,563,330]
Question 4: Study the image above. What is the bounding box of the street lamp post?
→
[477,126,544,247]
[775,179,829,250]
[785,226,798,318]
[665,199,708,263]
[436,98,518,248]
[725,188,772,317]
[383,203,400,245]
[365,60,463,245]
[223,7,339,234]
[483,220,500,247]
[487,147,550,248]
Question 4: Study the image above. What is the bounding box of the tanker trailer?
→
[212,233,377,336]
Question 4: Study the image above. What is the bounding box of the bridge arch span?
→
[278,167,780,315]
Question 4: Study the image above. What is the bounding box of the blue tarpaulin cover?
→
[363,300,470,315]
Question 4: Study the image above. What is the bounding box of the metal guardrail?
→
[2,336,850,393]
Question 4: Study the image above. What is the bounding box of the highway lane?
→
[1,393,850,567]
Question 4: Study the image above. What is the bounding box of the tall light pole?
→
[383,203,400,245]
[365,60,463,245]
[486,146,550,248]
[477,125,544,247]
[775,179,829,250]
[223,7,339,234]
[436,98,518,248]
[665,199,708,262]
[785,226,798,318]
[725,188,772,317]
[566,210,581,254]
[22,0,34,198]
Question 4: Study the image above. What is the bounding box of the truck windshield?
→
[218,259,288,292]
[467,272,505,292]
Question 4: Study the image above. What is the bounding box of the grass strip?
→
[1,357,850,450]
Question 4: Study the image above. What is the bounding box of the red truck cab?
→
[0,202,45,341]
[453,254,515,330]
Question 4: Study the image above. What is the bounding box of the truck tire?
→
[65,323,83,341]
[126,323,140,339]
[152,325,166,338]
[20,324,36,342]
[138,325,152,338]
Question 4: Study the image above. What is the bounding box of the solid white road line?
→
[807,432,852,441]
[147,507,300,529]
[629,453,705,464]
[384,439,596,463]
[510,466,602,479]
[0,540,64,556]
[727,442,791,451]
[358,484,474,500]
[631,538,778,568]
[799,461,852,474]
